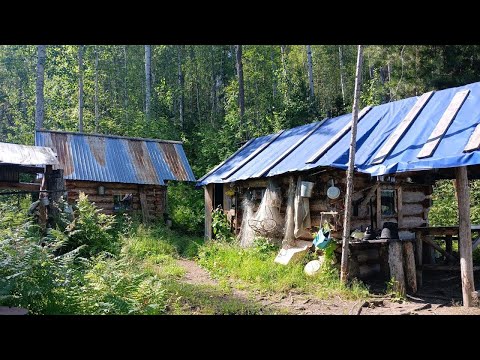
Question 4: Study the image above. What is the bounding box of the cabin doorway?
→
[214,183,224,210]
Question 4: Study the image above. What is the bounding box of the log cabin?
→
[35,130,195,222]
[198,81,480,305]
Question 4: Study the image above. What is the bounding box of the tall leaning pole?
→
[340,45,364,283]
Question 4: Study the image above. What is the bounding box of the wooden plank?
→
[403,241,417,294]
[197,138,254,183]
[422,234,458,262]
[204,184,213,240]
[473,236,480,251]
[372,92,434,164]
[415,230,423,288]
[455,166,475,307]
[417,90,470,159]
[306,106,372,164]
[0,182,40,192]
[221,130,285,180]
[253,120,328,178]
[463,122,480,152]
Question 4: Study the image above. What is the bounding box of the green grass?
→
[197,241,369,300]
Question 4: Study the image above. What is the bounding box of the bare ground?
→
[176,259,480,315]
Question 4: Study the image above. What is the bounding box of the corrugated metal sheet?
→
[35,130,195,185]
[0,142,58,167]
[198,81,480,186]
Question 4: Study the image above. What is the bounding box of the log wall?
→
[65,180,166,220]
[227,169,432,241]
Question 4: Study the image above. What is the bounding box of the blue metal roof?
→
[198,81,480,186]
[36,130,196,185]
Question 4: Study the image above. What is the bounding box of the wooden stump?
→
[415,231,423,288]
[403,241,417,294]
[388,240,406,297]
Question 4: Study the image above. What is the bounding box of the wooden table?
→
[413,225,480,287]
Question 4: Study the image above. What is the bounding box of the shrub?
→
[167,182,204,234]
[211,206,234,242]
[73,255,167,315]
[48,193,119,257]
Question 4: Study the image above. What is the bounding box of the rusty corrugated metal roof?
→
[0,141,58,167]
[35,130,195,185]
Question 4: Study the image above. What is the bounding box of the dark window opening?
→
[114,194,133,211]
[381,190,396,216]
[214,183,224,209]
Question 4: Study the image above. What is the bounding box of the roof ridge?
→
[35,129,183,145]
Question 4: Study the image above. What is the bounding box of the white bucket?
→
[300,181,314,197]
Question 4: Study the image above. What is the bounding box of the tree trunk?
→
[145,45,152,121]
[281,45,289,100]
[455,166,475,307]
[271,47,277,101]
[235,45,245,136]
[339,45,346,106]
[340,45,364,283]
[177,46,184,129]
[389,240,406,297]
[35,45,46,131]
[78,45,84,132]
[124,45,128,125]
[306,45,314,100]
[94,46,99,132]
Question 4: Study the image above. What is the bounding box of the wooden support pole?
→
[445,235,453,256]
[46,167,65,228]
[376,184,382,230]
[340,45,364,283]
[389,240,406,297]
[204,184,214,240]
[455,166,475,307]
[403,241,417,294]
[139,186,149,224]
[415,230,423,288]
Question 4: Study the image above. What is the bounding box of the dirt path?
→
[176,259,480,315]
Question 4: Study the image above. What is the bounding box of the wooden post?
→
[415,230,423,288]
[340,45,364,283]
[376,184,382,230]
[403,241,417,294]
[389,240,406,297]
[139,186,149,224]
[445,235,453,256]
[396,185,403,228]
[455,166,475,307]
[46,168,65,228]
[204,184,214,240]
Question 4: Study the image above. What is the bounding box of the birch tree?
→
[78,45,84,132]
[35,45,46,130]
[145,45,151,121]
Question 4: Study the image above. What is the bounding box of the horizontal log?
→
[402,191,426,203]
[402,216,426,228]
[0,182,40,191]
[422,264,480,271]
[402,203,424,216]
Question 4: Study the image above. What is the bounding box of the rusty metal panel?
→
[0,141,58,167]
[35,130,195,185]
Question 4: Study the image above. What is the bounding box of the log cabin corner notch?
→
[35,130,195,223]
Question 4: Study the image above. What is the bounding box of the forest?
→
[2,45,480,315]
